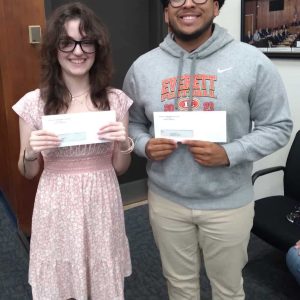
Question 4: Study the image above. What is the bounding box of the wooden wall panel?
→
[0,0,45,234]
[244,1,256,35]
[0,57,10,198]
[250,0,300,30]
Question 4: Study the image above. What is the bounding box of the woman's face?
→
[57,19,95,81]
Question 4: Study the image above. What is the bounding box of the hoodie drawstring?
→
[174,51,184,111]
[188,55,197,111]
[174,53,197,111]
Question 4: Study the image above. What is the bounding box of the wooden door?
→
[0,0,45,235]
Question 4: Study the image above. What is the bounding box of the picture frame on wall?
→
[241,0,300,58]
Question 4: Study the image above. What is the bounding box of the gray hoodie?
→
[123,24,293,210]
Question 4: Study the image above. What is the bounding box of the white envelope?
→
[154,111,226,142]
[42,111,116,147]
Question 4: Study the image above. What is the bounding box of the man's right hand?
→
[145,138,177,161]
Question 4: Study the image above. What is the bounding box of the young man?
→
[123,0,293,299]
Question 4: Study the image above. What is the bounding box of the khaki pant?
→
[148,190,254,300]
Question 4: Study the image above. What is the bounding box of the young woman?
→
[13,2,132,299]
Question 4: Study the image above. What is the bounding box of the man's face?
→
[164,0,220,46]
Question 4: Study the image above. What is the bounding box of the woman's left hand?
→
[98,122,126,142]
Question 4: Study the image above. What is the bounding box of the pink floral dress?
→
[13,89,132,300]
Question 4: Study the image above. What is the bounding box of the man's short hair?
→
[160,0,225,9]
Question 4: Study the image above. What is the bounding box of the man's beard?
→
[169,17,214,42]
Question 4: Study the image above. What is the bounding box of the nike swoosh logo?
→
[217,67,233,73]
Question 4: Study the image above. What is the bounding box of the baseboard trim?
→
[120,178,148,206]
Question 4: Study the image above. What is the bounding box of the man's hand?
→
[182,140,229,167]
[146,138,177,161]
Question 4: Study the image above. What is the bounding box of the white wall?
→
[215,1,300,199]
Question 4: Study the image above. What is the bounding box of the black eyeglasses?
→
[58,39,96,54]
[286,207,300,226]
[168,0,209,8]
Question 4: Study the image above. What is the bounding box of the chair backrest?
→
[284,130,300,200]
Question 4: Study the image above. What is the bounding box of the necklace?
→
[71,88,90,99]
[71,89,90,105]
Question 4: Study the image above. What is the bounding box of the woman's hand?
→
[98,122,126,142]
[18,118,60,178]
[99,116,131,175]
[28,130,61,155]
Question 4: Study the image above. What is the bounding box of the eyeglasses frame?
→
[58,39,97,54]
[168,0,210,8]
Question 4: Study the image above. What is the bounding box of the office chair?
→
[251,130,300,252]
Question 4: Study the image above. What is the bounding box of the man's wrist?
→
[145,140,154,160]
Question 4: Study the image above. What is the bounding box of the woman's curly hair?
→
[40,2,113,114]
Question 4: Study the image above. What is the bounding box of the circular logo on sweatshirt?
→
[178,98,200,110]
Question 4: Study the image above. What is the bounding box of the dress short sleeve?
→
[12,89,44,129]
[108,89,133,121]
